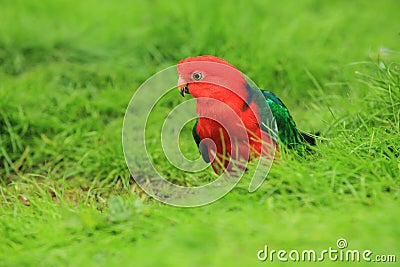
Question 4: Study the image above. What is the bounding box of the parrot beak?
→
[179,84,190,97]
[178,76,190,97]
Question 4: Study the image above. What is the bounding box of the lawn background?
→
[0,0,399,266]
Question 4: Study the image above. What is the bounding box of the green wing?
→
[192,118,211,163]
[244,80,303,149]
[260,90,302,148]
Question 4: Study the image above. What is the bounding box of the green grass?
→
[1,0,399,266]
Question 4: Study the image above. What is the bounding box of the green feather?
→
[192,118,211,162]
[244,79,307,149]
[260,90,302,148]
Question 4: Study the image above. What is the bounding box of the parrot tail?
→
[299,131,319,146]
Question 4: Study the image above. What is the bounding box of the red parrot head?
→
[177,56,248,104]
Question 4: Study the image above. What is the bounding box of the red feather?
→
[177,56,275,173]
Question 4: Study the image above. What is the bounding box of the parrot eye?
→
[192,71,204,81]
